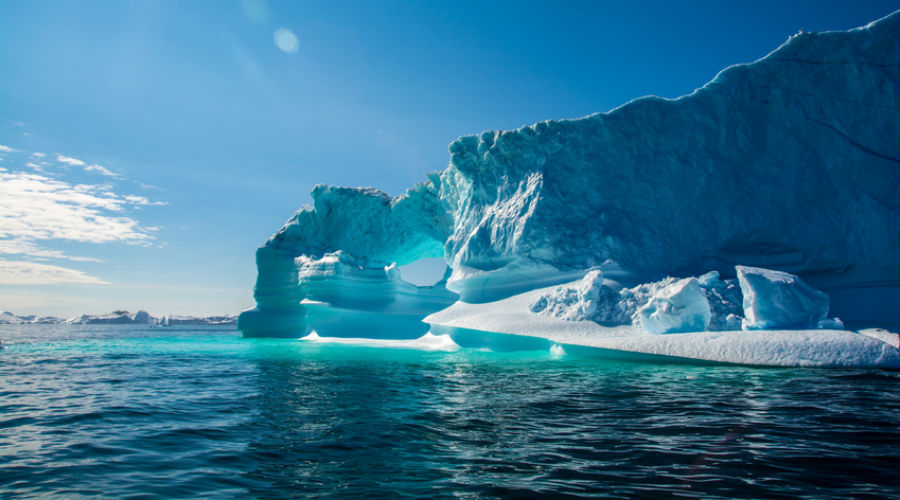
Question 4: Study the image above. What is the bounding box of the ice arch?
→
[239,180,458,337]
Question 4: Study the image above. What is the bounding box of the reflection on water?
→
[0,325,898,499]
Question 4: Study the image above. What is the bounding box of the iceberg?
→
[0,311,237,326]
[240,13,900,368]
[0,311,27,324]
[435,14,899,306]
[737,266,830,330]
[65,310,154,325]
[158,315,237,326]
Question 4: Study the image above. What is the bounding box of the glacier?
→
[239,13,900,368]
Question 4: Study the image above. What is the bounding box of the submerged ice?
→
[239,13,900,368]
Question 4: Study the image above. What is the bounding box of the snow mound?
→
[531,266,848,335]
[528,269,609,321]
[638,278,711,334]
[531,270,745,332]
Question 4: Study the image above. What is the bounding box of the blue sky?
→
[1,0,897,317]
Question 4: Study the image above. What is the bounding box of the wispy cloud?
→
[124,194,165,206]
[0,145,163,284]
[0,238,102,263]
[85,164,121,178]
[55,153,122,179]
[56,154,86,166]
[0,259,109,285]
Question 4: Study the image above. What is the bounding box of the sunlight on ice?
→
[300,331,460,352]
[550,344,566,357]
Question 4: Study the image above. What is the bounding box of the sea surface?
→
[1,325,898,500]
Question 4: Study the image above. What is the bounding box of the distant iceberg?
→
[239,13,900,368]
[0,310,237,326]
[65,310,155,325]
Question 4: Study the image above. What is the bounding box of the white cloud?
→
[84,164,121,178]
[0,145,17,153]
[0,238,102,263]
[0,259,108,285]
[0,171,154,243]
[56,154,86,166]
[124,194,166,206]
[0,152,164,285]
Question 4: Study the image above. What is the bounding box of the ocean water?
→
[1,325,897,500]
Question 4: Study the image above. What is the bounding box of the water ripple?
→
[0,325,897,499]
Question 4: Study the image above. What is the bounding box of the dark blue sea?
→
[0,325,897,499]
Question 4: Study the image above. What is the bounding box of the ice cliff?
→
[239,12,900,364]
[437,13,899,303]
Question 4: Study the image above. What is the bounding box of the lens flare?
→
[273,28,299,54]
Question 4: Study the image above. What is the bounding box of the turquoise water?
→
[1,325,898,499]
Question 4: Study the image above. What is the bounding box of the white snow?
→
[577,330,899,369]
[637,278,711,334]
[530,269,745,331]
[528,269,610,321]
[858,328,900,349]
[429,282,639,341]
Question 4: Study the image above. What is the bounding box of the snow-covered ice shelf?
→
[425,281,899,369]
